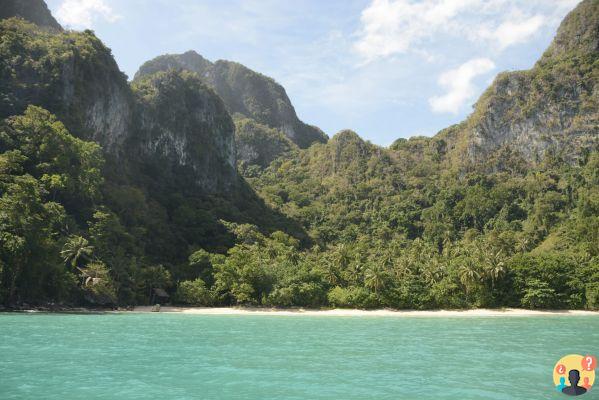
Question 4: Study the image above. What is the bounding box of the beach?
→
[132,306,599,317]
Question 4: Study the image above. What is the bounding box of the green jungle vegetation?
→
[0,1,598,310]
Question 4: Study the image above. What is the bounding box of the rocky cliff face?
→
[135,51,328,148]
[0,19,132,154]
[542,0,599,60]
[130,70,237,192]
[234,117,295,173]
[439,0,598,167]
[0,0,62,30]
[0,15,238,194]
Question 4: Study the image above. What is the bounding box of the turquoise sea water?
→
[1,313,599,399]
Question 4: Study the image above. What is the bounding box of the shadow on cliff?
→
[102,152,311,265]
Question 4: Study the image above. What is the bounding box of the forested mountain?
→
[443,0,598,168]
[0,12,307,305]
[0,0,597,310]
[398,0,598,171]
[0,16,132,153]
[135,51,328,152]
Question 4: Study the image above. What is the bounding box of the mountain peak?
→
[0,0,62,30]
[542,0,599,61]
[134,51,212,81]
[131,69,237,193]
[331,130,364,145]
[135,52,327,149]
[437,0,599,169]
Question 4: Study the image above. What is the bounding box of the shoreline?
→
[4,306,599,317]
[130,306,599,317]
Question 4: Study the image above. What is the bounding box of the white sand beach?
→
[132,306,599,317]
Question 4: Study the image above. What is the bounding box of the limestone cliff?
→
[130,70,237,193]
[234,117,296,174]
[438,0,598,168]
[0,19,132,153]
[0,15,238,194]
[0,0,62,30]
[134,51,328,148]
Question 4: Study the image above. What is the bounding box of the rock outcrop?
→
[0,17,238,194]
[135,51,328,148]
[130,70,237,193]
[0,19,132,154]
[234,117,295,172]
[438,0,598,167]
[0,0,62,30]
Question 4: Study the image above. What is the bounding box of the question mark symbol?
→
[581,355,596,371]
[556,363,566,374]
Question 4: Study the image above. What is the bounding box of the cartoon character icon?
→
[557,377,567,392]
[582,377,591,390]
[562,369,587,396]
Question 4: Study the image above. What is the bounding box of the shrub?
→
[175,278,212,306]
[327,286,373,308]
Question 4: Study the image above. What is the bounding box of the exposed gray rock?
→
[131,70,237,193]
[0,0,62,30]
[438,0,598,167]
[234,117,295,172]
[135,51,328,148]
[0,21,133,154]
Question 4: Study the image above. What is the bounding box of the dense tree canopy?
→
[3,106,596,309]
[0,3,597,310]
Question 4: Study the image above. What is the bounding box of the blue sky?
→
[46,0,581,146]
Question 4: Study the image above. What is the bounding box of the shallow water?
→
[1,313,598,399]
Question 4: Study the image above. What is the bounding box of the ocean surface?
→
[1,313,598,399]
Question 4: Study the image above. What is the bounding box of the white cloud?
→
[493,15,545,49]
[428,58,495,114]
[352,0,574,62]
[354,0,479,62]
[56,0,121,29]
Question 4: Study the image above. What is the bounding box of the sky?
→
[46,0,581,146]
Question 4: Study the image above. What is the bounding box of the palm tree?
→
[344,262,363,286]
[516,235,530,253]
[364,264,387,295]
[481,249,506,290]
[421,259,445,286]
[458,262,480,295]
[486,260,506,282]
[379,250,395,269]
[321,260,339,286]
[333,244,352,270]
[286,249,300,266]
[392,260,411,282]
[61,236,94,268]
